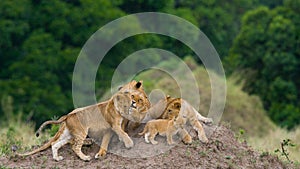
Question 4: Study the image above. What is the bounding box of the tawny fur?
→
[139,116,185,145]
[160,96,211,143]
[18,81,150,161]
[143,95,212,144]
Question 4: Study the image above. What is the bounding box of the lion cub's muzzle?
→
[131,101,137,109]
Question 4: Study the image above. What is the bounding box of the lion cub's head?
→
[163,98,187,128]
[118,80,151,110]
[161,96,182,120]
[113,90,148,122]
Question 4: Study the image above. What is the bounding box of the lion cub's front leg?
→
[166,131,175,145]
[112,118,134,148]
[190,119,208,143]
[95,131,112,159]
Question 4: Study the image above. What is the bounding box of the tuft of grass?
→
[185,148,191,156]
[274,139,295,162]
[225,155,232,159]
[0,127,23,156]
[198,151,207,157]
[260,151,269,158]
[0,115,36,155]
[235,128,246,143]
[248,126,300,162]
[0,95,50,156]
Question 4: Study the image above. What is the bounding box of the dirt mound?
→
[0,125,294,169]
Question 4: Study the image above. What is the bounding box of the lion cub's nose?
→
[131,101,137,108]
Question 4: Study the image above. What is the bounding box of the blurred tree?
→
[0,0,127,126]
[0,30,69,125]
[0,0,294,128]
[225,1,300,129]
[0,0,30,76]
[175,0,257,58]
[118,0,174,13]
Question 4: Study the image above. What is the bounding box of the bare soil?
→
[0,124,295,169]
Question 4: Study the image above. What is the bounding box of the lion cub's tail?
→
[138,125,148,136]
[17,123,66,156]
[35,115,67,137]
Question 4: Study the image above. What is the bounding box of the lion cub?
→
[138,117,185,145]
[139,102,186,145]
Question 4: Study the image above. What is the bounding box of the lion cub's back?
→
[147,119,170,134]
[73,102,111,138]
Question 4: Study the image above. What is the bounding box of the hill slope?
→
[1,124,294,168]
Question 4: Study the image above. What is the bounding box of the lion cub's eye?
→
[138,98,143,103]
[168,109,172,113]
[131,95,134,99]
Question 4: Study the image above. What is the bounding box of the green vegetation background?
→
[0,0,299,162]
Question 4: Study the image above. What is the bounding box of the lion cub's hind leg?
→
[66,116,91,161]
[70,129,91,161]
[51,125,73,161]
[144,132,150,143]
[148,129,158,145]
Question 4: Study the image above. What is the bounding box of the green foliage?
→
[226,2,300,129]
[274,139,296,162]
[176,0,258,58]
[46,117,60,137]
[0,0,126,126]
[269,103,300,129]
[0,127,22,156]
[0,0,297,130]
[249,124,300,163]
[235,129,246,143]
[118,0,174,13]
[0,166,10,169]
[0,96,50,156]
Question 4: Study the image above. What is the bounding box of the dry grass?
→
[0,96,50,156]
[0,117,51,156]
[248,126,300,162]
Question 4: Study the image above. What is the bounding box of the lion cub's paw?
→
[204,118,213,124]
[54,156,64,161]
[81,155,92,161]
[200,136,209,144]
[182,134,192,144]
[151,140,158,145]
[167,141,175,145]
[95,148,107,159]
[124,139,134,148]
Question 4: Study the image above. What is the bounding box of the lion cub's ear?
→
[135,80,143,89]
[115,94,121,101]
[118,86,123,91]
[166,95,171,100]
[174,102,181,109]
